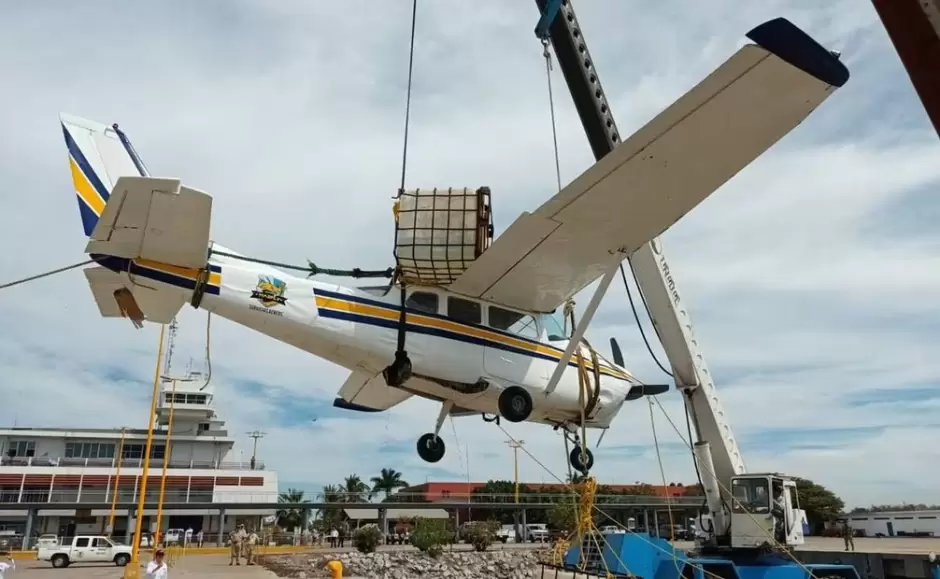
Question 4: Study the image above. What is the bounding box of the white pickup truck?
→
[37,535,132,568]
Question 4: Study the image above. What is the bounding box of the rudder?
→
[60,113,143,236]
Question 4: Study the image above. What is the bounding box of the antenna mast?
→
[247,430,267,470]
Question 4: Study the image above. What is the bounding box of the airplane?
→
[58,19,847,474]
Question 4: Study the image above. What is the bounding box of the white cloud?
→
[1,0,937,509]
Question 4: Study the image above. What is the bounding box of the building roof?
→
[403,481,695,498]
[344,508,450,520]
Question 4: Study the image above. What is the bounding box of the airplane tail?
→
[60,113,214,325]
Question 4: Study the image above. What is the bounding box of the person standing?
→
[245,528,259,565]
[329,528,338,548]
[842,520,855,552]
[228,526,245,566]
[196,529,204,548]
[0,553,14,579]
[145,549,168,579]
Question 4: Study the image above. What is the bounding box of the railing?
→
[0,489,705,507]
[0,456,265,471]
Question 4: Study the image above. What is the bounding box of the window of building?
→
[447,297,481,325]
[65,442,116,459]
[199,423,210,432]
[406,291,439,314]
[7,440,36,458]
[166,393,208,405]
[122,443,166,460]
[488,306,539,339]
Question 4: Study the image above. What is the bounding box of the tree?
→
[276,488,311,530]
[630,483,659,496]
[793,477,845,529]
[370,468,410,499]
[342,474,372,503]
[317,484,344,528]
[547,500,577,534]
[683,484,705,497]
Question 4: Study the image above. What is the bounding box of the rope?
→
[0,259,93,290]
[620,261,672,378]
[210,249,393,279]
[198,312,213,392]
[399,0,418,194]
[542,39,563,194]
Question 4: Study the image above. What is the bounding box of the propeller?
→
[609,337,625,367]
[611,336,670,401]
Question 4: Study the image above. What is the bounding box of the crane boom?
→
[532,0,743,494]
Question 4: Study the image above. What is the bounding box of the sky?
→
[0,0,938,510]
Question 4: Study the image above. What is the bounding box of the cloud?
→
[1,0,937,510]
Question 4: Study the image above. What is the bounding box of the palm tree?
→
[276,488,311,529]
[370,468,410,500]
[318,484,343,527]
[342,474,372,503]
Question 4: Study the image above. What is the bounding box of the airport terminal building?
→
[0,376,277,544]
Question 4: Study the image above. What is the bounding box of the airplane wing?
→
[332,370,413,413]
[448,19,849,312]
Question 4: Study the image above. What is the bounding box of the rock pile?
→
[262,548,549,579]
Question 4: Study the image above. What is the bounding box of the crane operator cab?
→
[730,474,806,550]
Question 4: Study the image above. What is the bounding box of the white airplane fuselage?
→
[93,244,635,429]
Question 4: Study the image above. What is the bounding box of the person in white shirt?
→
[184,527,193,547]
[0,553,14,579]
[145,549,168,579]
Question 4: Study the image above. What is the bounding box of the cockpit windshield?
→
[540,313,568,342]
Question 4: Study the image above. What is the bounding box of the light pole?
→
[247,431,266,470]
[505,439,525,503]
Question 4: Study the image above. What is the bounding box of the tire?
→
[114,553,131,567]
[51,554,69,568]
[416,432,446,463]
[498,386,533,422]
[570,446,594,473]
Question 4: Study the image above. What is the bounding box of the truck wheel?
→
[51,554,70,568]
[114,553,131,566]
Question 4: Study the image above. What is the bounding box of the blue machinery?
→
[561,532,859,579]
[532,1,860,578]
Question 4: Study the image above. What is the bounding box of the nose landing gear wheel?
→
[416,432,446,463]
[570,446,594,474]
[498,386,533,422]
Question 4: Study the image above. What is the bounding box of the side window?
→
[447,297,481,325]
[406,291,439,314]
[489,306,539,339]
[74,537,90,548]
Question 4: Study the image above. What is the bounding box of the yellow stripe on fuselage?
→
[69,156,106,215]
[135,258,222,287]
[314,294,631,381]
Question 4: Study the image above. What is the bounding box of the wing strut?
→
[545,256,622,394]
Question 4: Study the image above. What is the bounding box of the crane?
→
[534,0,860,572]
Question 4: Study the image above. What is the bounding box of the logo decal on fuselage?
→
[249,275,287,316]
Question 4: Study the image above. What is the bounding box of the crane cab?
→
[730,474,805,549]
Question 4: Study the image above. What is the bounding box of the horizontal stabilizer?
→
[334,370,413,413]
[85,176,212,269]
[84,266,186,325]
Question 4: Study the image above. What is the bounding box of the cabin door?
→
[483,305,547,385]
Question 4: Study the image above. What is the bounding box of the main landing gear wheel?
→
[498,386,533,423]
[570,446,594,474]
[416,433,446,463]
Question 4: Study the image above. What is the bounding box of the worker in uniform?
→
[842,519,855,552]
[245,528,259,565]
[228,524,247,566]
[771,482,787,543]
